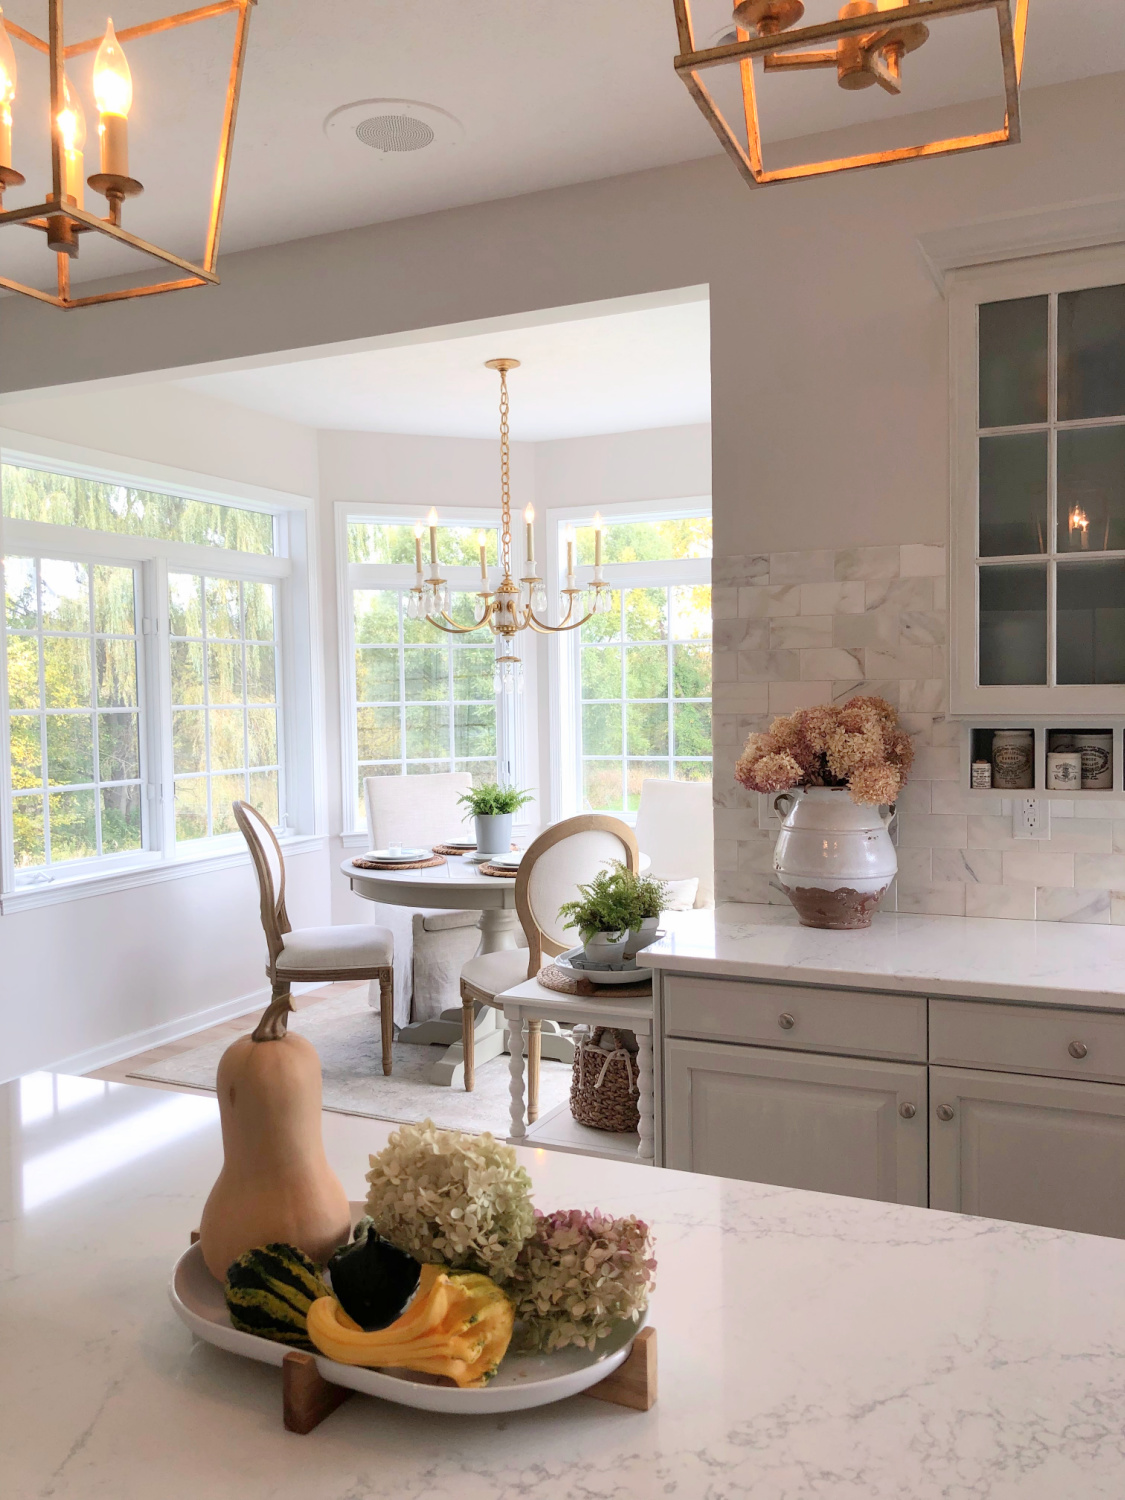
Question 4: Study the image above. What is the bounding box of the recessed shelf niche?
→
[963,725,1124,795]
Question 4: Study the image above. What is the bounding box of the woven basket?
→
[570,1025,640,1134]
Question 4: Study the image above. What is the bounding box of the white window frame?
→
[336,502,531,842]
[949,242,1125,717]
[546,496,712,824]
[0,438,324,912]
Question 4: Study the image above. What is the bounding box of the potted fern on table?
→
[457,782,534,859]
[558,865,669,965]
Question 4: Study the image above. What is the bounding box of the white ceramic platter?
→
[362,848,433,863]
[169,1239,642,1414]
[555,947,652,987]
[441,840,476,850]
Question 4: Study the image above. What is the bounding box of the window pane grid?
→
[579,583,711,814]
[977,283,1125,687]
[353,588,498,825]
[6,555,143,869]
[170,572,281,841]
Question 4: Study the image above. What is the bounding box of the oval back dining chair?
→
[233,801,397,1071]
[458,813,638,1116]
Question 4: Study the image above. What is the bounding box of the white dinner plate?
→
[554,946,654,986]
[486,851,524,868]
[362,848,432,862]
[169,1224,642,1414]
[441,839,476,850]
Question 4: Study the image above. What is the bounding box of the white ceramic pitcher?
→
[772,785,896,930]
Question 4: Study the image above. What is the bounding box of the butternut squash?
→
[199,995,351,1281]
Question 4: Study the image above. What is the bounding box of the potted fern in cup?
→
[457,782,534,859]
[615,865,669,958]
[558,868,637,964]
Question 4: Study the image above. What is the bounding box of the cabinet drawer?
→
[931,998,1125,1086]
[664,975,926,1062]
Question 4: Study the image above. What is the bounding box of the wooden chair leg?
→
[379,969,394,1077]
[527,1018,542,1124]
[461,987,476,1092]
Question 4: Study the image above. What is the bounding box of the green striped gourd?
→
[224,1243,330,1349]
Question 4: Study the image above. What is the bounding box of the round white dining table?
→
[341,853,520,1087]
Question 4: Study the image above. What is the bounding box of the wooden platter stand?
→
[190,1230,657,1433]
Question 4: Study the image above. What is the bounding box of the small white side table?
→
[500,979,655,1166]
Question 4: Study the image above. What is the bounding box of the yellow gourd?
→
[198,995,351,1281]
[307,1265,514,1387]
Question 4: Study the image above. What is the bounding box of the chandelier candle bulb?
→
[524,504,535,566]
[93,19,132,178]
[565,525,576,584]
[57,75,85,206]
[594,512,604,567]
[0,10,17,171]
[478,530,488,583]
[413,522,423,579]
[427,509,438,566]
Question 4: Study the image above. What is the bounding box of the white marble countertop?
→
[5,1071,1125,1498]
[640,905,1125,1011]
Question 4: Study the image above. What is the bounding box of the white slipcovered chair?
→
[233,801,396,1070]
[363,772,481,1029]
[634,777,714,908]
[459,813,638,1120]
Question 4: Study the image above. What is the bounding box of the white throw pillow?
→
[660,877,699,911]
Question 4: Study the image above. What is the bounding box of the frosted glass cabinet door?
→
[664,1039,927,1206]
[930,1066,1125,1239]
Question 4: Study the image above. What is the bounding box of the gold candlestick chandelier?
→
[673,0,1029,187]
[0,0,255,309]
[409,359,612,693]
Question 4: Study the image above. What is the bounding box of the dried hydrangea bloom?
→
[510,1208,657,1353]
[364,1119,534,1282]
[824,719,886,779]
[848,761,904,806]
[842,694,897,725]
[736,749,804,793]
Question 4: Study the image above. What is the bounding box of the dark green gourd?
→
[328,1217,422,1331]
[224,1242,329,1349]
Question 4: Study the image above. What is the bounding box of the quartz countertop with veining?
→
[641,905,1125,1010]
[4,1072,1125,1498]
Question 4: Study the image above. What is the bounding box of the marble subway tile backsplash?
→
[713,544,1125,925]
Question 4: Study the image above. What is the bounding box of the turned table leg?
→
[508,1012,526,1140]
[527,1018,542,1124]
[637,1030,654,1163]
[461,994,476,1092]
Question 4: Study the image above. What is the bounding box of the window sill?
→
[0,834,326,914]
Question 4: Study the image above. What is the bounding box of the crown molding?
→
[916,195,1125,295]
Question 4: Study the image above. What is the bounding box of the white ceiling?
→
[0,1,1121,292]
[177,297,713,441]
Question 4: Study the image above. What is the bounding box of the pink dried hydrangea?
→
[735,695,913,806]
[510,1208,657,1353]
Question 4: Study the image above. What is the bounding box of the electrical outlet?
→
[1014,797,1047,839]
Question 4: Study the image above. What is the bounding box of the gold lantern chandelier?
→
[0,0,255,309]
[672,0,1029,187]
[408,359,613,693]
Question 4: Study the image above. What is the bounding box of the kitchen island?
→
[642,906,1125,1236]
[3,1070,1125,1498]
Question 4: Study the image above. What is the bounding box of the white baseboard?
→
[42,985,273,1080]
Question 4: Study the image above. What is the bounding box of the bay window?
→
[1,456,312,902]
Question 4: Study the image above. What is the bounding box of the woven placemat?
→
[478,862,519,878]
[538,963,652,998]
[431,843,519,857]
[351,854,447,871]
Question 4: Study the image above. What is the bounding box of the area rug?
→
[128,989,572,1137]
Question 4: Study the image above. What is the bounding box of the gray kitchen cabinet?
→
[929,1064,1125,1238]
[664,1037,928,1206]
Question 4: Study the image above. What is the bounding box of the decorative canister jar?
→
[772,786,897,931]
[991,730,1034,790]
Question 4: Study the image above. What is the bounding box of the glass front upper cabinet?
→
[952,258,1125,714]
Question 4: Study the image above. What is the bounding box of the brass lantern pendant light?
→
[409,359,613,693]
[673,0,1030,187]
[0,0,255,309]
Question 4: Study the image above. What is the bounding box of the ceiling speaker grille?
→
[355,115,436,153]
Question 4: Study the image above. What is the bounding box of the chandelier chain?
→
[499,367,512,574]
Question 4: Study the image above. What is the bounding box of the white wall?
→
[0,388,329,1083]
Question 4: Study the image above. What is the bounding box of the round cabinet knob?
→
[778,1012,796,1030]
[899,1102,917,1119]
[1068,1040,1088,1060]
[936,1104,955,1122]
